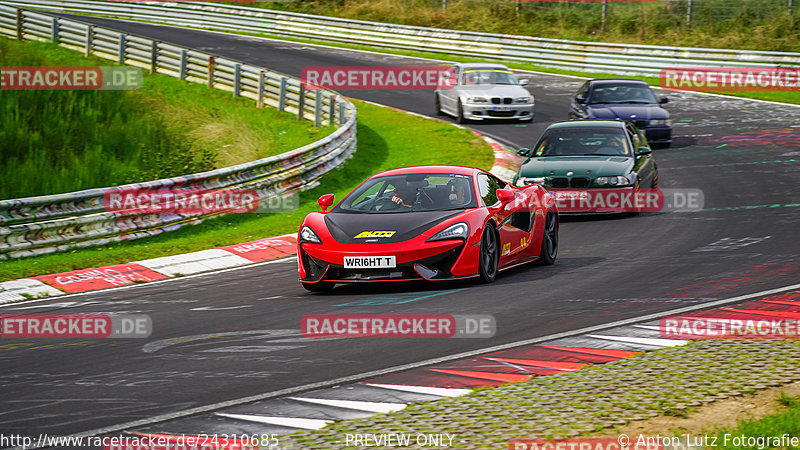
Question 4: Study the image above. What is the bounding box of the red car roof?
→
[369,165,480,178]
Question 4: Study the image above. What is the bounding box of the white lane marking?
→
[215,413,331,430]
[632,325,663,331]
[198,346,304,353]
[190,305,253,311]
[0,257,295,309]
[39,282,800,445]
[256,295,283,300]
[142,330,298,354]
[587,334,686,347]
[362,383,470,398]
[288,397,406,413]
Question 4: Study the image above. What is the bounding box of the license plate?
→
[555,191,589,200]
[343,256,396,268]
[493,107,509,111]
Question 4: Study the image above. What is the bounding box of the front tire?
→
[456,100,468,124]
[301,281,335,293]
[478,223,499,283]
[536,212,558,265]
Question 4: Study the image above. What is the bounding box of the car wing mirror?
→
[659,97,669,104]
[496,188,515,206]
[575,96,586,104]
[636,146,652,155]
[518,78,529,86]
[318,194,335,212]
[516,147,530,157]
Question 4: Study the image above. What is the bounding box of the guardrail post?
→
[207,56,215,89]
[314,91,322,127]
[791,0,795,16]
[16,9,23,41]
[118,34,126,65]
[51,17,59,44]
[179,50,187,80]
[257,71,265,108]
[687,0,694,26]
[338,101,346,125]
[601,0,608,32]
[278,77,287,112]
[150,41,158,74]
[297,85,306,121]
[233,64,241,97]
[328,95,336,126]
[84,25,93,57]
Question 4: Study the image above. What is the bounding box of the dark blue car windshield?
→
[590,85,658,104]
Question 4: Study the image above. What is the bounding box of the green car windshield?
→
[534,127,632,157]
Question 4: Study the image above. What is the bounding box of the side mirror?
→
[496,188,515,205]
[659,97,669,104]
[517,147,530,157]
[518,78,529,86]
[575,96,586,104]
[318,194,334,212]
[636,147,652,155]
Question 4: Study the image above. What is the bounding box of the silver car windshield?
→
[462,70,518,86]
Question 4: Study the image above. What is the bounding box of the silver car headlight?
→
[427,222,469,242]
[515,96,533,104]
[649,119,671,126]
[467,96,488,103]
[517,177,546,186]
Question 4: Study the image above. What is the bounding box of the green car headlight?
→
[597,176,630,186]
[517,177,546,186]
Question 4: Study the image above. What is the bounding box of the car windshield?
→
[534,127,632,157]
[589,85,658,104]
[462,69,518,85]
[334,173,478,213]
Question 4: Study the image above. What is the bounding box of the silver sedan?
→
[435,63,534,123]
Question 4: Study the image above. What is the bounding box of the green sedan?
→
[513,120,659,213]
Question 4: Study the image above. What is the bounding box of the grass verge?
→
[0,100,493,281]
[0,37,335,199]
[711,393,800,449]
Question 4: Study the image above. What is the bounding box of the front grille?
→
[487,110,515,117]
[490,97,513,104]
[550,177,589,188]
[570,177,589,188]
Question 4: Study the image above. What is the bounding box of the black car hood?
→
[325,210,464,244]
[587,104,668,121]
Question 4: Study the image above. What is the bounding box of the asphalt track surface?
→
[2,15,800,444]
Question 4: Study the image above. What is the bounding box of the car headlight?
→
[596,176,630,186]
[300,225,322,244]
[467,96,488,103]
[515,96,533,104]
[650,119,671,126]
[427,222,469,242]
[517,177,546,186]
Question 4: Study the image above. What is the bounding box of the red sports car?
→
[297,165,558,292]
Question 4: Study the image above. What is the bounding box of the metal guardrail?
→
[3,0,800,76]
[0,4,357,260]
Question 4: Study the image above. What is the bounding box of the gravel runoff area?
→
[277,339,800,449]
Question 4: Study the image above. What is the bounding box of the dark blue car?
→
[569,79,672,146]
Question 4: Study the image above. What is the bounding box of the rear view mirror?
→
[318,194,334,212]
